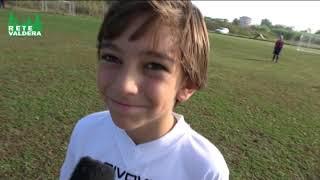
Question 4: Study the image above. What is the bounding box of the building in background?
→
[239,16,251,27]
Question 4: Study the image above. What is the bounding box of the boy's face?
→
[97,15,195,138]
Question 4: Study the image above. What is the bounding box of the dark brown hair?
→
[97,0,209,89]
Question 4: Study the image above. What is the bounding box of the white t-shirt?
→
[60,111,229,180]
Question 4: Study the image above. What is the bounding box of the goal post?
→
[296,33,320,55]
[6,1,108,17]
[41,0,75,16]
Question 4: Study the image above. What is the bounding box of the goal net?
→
[42,1,76,16]
[296,33,320,55]
[6,1,75,15]
[6,1,108,17]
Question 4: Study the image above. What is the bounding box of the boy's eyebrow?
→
[99,41,175,64]
[99,41,122,52]
[142,50,175,64]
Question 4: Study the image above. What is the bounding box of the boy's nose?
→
[116,71,139,96]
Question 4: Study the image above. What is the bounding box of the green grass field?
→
[1,9,319,179]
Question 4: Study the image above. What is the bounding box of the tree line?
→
[205,17,320,42]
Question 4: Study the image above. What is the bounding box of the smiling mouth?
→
[109,98,144,108]
[113,99,133,107]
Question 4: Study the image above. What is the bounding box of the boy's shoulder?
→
[178,119,229,178]
[76,110,110,125]
[72,111,113,137]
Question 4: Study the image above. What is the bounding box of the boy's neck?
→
[125,114,177,145]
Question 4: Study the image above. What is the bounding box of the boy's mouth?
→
[112,99,133,106]
[109,97,145,112]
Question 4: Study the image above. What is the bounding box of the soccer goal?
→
[296,33,320,55]
[7,1,108,17]
[7,1,76,15]
[41,1,76,16]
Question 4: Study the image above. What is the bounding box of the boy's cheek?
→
[97,67,113,82]
[97,71,111,94]
[144,82,171,101]
[96,81,107,99]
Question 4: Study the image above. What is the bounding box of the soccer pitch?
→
[1,9,319,179]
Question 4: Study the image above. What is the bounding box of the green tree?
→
[260,19,272,27]
[256,25,271,32]
[273,24,293,31]
[315,30,320,34]
[232,18,239,26]
[204,17,230,31]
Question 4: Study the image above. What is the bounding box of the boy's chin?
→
[109,112,145,131]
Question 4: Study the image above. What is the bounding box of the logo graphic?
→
[8,12,42,37]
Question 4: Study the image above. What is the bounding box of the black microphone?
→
[70,156,114,180]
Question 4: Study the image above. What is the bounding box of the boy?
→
[272,35,284,63]
[60,1,229,180]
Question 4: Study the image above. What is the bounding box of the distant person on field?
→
[272,35,284,63]
[60,1,229,180]
[0,0,5,8]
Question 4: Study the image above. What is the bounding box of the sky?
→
[192,1,320,33]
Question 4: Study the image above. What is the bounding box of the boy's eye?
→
[100,54,121,64]
[145,63,167,71]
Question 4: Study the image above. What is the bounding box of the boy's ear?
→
[176,80,197,103]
